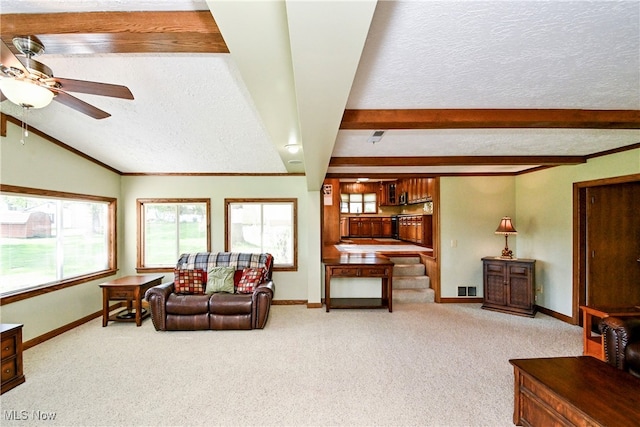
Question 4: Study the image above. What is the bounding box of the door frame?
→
[572,173,640,325]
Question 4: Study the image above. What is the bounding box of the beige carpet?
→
[0,304,582,426]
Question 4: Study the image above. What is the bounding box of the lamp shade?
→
[0,79,54,109]
[495,216,517,235]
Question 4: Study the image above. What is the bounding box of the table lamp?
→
[495,216,517,258]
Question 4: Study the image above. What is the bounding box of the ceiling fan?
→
[0,35,133,119]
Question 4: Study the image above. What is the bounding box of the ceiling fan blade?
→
[1,40,28,75]
[52,77,134,100]
[52,89,111,119]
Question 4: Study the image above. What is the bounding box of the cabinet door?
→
[484,262,507,305]
[349,218,359,237]
[371,219,382,237]
[507,264,533,309]
[382,218,392,237]
[361,219,372,237]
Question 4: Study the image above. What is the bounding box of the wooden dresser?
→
[1,323,25,394]
[482,257,536,317]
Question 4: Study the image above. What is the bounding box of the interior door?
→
[586,181,640,307]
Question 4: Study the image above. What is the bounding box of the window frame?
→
[224,198,297,271]
[136,198,211,273]
[341,192,377,214]
[0,184,117,305]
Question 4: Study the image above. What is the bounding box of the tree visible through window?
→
[137,199,210,270]
[226,199,296,270]
[0,186,115,297]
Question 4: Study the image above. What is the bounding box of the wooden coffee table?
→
[510,356,640,426]
[100,275,164,326]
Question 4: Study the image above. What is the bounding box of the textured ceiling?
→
[1,0,639,186]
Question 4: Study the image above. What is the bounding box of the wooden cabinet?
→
[482,257,536,317]
[347,217,388,238]
[1,324,25,394]
[397,215,433,247]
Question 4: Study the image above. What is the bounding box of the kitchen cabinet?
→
[398,215,433,247]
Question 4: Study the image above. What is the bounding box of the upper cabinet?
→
[380,178,434,206]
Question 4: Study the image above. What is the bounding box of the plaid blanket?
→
[177,252,273,279]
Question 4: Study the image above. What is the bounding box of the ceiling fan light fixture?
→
[0,78,54,109]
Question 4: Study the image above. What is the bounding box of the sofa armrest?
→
[145,282,175,331]
[600,316,640,370]
[252,280,275,329]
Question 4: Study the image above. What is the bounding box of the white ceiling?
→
[1,0,639,190]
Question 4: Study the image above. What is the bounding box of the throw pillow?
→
[174,268,206,294]
[237,267,265,294]
[206,266,236,294]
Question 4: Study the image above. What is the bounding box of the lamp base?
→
[501,248,514,259]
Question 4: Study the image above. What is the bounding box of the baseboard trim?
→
[272,300,307,305]
[271,300,323,308]
[23,302,124,350]
[439,297,483,303]
[537,305,574,324]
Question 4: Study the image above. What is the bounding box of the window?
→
[340,193,377,214]
[0,185,116,301]
[137,199,210,270]
[225,199,297,270]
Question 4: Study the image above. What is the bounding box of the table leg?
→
[102,288,109,327]
[388,276,393,313]
[325,267,331,312]
[135,288,142,326]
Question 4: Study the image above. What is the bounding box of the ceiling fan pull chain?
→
[20,106,30,144]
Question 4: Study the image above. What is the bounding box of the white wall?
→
[516,148,640,316]
[120,175,314,301]
[439,176,516,298]
[1,120,122,342]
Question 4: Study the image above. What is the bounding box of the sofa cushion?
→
[237,267,265,293]
[206,266,235,294]
[209,293,252,314]
[166,293,210,315]
[174,268,206,294]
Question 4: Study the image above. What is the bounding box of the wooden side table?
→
[1,323,25,394]
[324,254,393,312]
[100,275,164,327]
[580,305,640,361]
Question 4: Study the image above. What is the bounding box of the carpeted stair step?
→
[388,255,433,303]
[393,263,426,277]
[394,275,430,290]
[388,256,421,265]
[394,288,435,303]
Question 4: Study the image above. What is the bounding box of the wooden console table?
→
[580,305,640,361]
[100,275,164,327]
[1,324,25,394]
[324,255,393,312]
[510,356,640,426]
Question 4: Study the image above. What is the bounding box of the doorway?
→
[573,174,640,324]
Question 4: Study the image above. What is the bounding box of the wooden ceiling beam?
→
[0,11,228,54]
[329,156,585,167]
[340,109,640,130]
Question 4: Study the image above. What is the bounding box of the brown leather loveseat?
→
[145,252,275,331]
[600,316,640,378]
